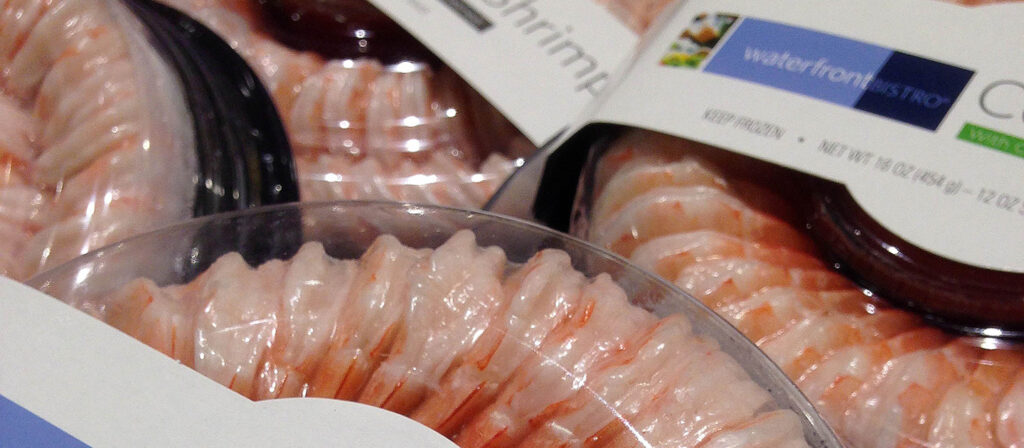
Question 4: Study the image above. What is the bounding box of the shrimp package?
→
[0,0,297,281]
[493,0,1024,446]
[13,201,842,447]
[151,0,671,209]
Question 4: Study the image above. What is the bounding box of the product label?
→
[592,0,1024,272]
[367,0,638,145]
[0,278,458,447]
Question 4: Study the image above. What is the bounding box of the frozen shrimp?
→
[842,341,981,447]
[358,231,507,414]
[586,130,1024,448]
[698,409,809,448]
[4,0,108,98]
[286,59,380,157]
[590,186,816,257]
[411,249,586,436]
[629,231,825,281]
[104,278,196,363]
[600,337,778,447]
[454,274,657,448]
[194,254,286,398]
[515,314,694,448]
[672,257,852,310]
[255,243,359,400]
[928,350,1024,447]
[997,372,1024,447]
[94,232,819,447]
[307,235,428,400]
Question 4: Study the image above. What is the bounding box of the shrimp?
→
[796,327,951,442]
[591,156,730,224]
[286,59,380,157]
[193,254,286,399]
[0,93,37,187]
[306,235,428,400]
[454,274,657,448]
[515,315,694,448]
[589,186,815,257]
[4,0,107,98]
[928,349,1024,447]
[671,257,852,310]
[698,410,809,448]
[358,230,507,415]
[411,249,586,436]
[600,336,777,448]
[842,340,981,447]
[254,243,359,400]
[997,371,1024,447]
[104,278,196,364]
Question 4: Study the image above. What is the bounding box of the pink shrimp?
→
[515,314,694,448]
[672,257,852,310]
[996,371,1024,447]
[454,274,657,448]
[103,278,196,364]
[411,249,586,436]
[928,349,1024,447]
[254,243,359,400]
[4,0,108,99]
[841,340,981,447]
[601,336,777,448]
[796,327,951,443]
[358,230,507,415]
[306,235,428,400]
[591,156,729,224]
[589,186,816,257]
[285,59,380,157]
[698,410,809,448]
[193,254,286,398]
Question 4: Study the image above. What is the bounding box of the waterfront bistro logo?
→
[665,15,974,131]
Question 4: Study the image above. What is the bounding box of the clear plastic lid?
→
[159,0,536,209]
[29,201,841,448]
[555,126,1024,448]
[0,0,297,280]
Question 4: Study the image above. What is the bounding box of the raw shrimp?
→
[454,274,657,448]
[589,186,816,257]
[411,249,586,436]
[307,235,428,400]
[358,230,507,414]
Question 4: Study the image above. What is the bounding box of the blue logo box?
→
[700,17,973,130]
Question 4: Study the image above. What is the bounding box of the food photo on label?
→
[0,0,296,281]
[26,201,843,448]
